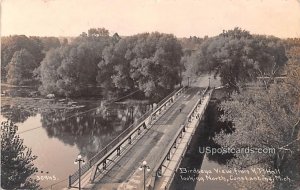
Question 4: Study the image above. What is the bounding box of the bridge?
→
[67,76,215,190]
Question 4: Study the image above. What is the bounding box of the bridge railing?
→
[151,88,213,190]
[68,86,186,187]
[89,86,186,166]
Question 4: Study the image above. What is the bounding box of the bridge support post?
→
[152,115,156,122]
[150,116,153,124]
[117,147,121,156]
[128,136,132,145]
[167,152,171,160]
[103,160,107,170]
[157,166,162,177]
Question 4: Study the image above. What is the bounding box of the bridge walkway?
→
[91,87,203,190]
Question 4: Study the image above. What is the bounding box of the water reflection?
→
[1,104,38,123]
[40,102,147,160]
[1,99,148,188]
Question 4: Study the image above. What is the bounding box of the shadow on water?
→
[40,102,148,160]
[1,104,38,123]
[170,90,234,190]
[1,98,148,188]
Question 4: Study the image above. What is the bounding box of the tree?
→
[112,33,121,44]
[97,32,183,100]
[285,46,300,106]
[38,32,110,97]
[1,35,44,81]
[215,68,300,189]
[6,49,38,85]
[37,48,63,96]
[179,36,204,55]
[88,27,109,37]
[183,28,287,90]
[1,120,40,189]
[38,37,61,52]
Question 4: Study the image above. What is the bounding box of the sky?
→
[1,0,300,38]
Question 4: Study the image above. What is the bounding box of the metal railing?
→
[151,88,213,190]
[68,86,186,186]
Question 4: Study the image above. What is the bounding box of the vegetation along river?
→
[1,85,149,189]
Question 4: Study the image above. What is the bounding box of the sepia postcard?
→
[1,0,300,190]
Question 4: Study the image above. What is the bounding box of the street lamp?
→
[74,154,85,190]
[139,161,150,190]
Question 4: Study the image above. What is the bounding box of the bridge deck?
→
[67,75,217,190]
[153,90,212,190]
[85,87,202,189]
[66,87,203,190]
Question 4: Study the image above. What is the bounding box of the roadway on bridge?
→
[91,86,203,190]
[69,75,217,190]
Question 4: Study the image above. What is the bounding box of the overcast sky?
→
[1,0,300,38]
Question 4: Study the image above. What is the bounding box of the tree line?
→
[2,27,299,99]
[2,28,183,101]
[183,28,288,89]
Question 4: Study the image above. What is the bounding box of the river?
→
[1,86,148,189]
[2,76,224,190]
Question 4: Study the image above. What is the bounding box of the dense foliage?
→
[1,35,62,83]
[37,34,110,97]
[1,121,40,189]
[6,49,38,85]
[2,28,296,100]
[37,31,183,99]
[184,28,287,89]
[215,50,300,189]
[97,32,183,100]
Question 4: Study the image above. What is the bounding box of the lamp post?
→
[139,161,150,190]
[187,77,190,87]
[74,154,85,190]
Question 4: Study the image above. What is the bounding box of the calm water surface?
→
[1,94,147,189]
